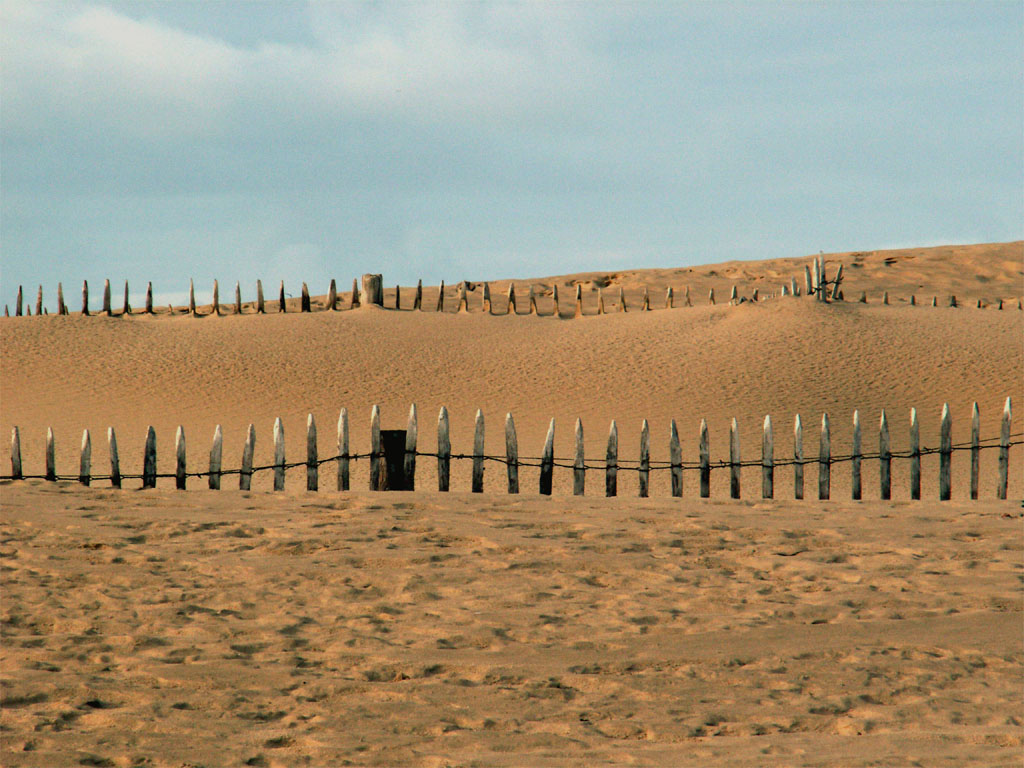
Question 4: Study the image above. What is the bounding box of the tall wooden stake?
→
[729,417,740,499]
[699,419,710,498]
[240,424,255,491]
[670,419,682,498]
[369,405,381,490]
[209,425,222,490]
[606,420,618,497]
[405,404,418,491]
[58,282,66,315]
[639,419,650,497]
[939,403,952,500]
[818,413,830,500]
[143,427,157,489]
[506,283,516,315]
[257,280,265,313]
[573,418,585,495]
[793,415,803,500]
[970,402,980,500]
[997,397,1011,500]
[437,406,450,492]
[483,283,492,314]
[472,409,485,492]
[337,408,349,491]
[273,417,285,491]
[540,418,554,495]
[436,281,445,313]
[851,410,862,500]
[879,410,891,500]
[102,279,112,315]
[351,278,360,309]
[82,280,90,316]
[145,282,153,314]
[328,279,337,311]
[306,414,318,491]
[910,407,920,500]
[45,427,55,481]
[121,282,130,315]
[762,415,773,499]
[108,427,121,488]
[175,426,186,490]
[212,280,221,316]
[505,414,519,494]
[80,429,91,486]
[235,282,242,314]
[10,427,21,480]
[574,285,583,318]
[279,281,286,313]
[189,279,196,315]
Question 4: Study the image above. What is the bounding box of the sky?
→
[2,0,1022,305]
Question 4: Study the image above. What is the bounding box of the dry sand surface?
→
[1,484,1021,767]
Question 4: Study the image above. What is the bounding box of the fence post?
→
[413,280,423,311]
[472,409,485,492]
[574,285,583,318]
[10,427,21,480]
[638,420,650,497]
[328,279,337,311]
[273,417,285,491]
[762,415,773,499]
[606,421,618,497]
[235,282,242,314]
[337,409,349,491]
[730,285,738,303]
[529,286,538,315]
[437,407,450,492]
[405,404,418,491]
[257,280,265,314]
[108,427,121,488]
[505,414,519,493]
[58,283,66,315]
[804,265,813,296]
[793,415,803,500]
[144,282,153,314]
[997,397,1011,499]
[240,424,255,491]
[939,403,951,500]
[699,419,710,498]
[830,264,843,299]
[102,279,112,315]
[436,281,445,313]
[666,286,674,309]
[789,277,798,297]
[306,414,318,491]
[122,281,130,315]
[175,426,186,490]
[189,279,196,315]
[212,280,221,316]
[573,418,585,495]
[209,425,222,490]
[82,280,90,316]
[818,414,830,500]
[540,419,554,495]
[279,281,287,313]
[483,283,492,315]
[45,428,55,481]
[369,406,381,490]
[80,429,91,486]
[143,427,157,488]
[882,291,889,305]
[597,287,605,314]
[729,417,740,499]
[970,402,980,500]
[685,285,693,306]
[910,408,921,500]
[351,278,360,309]
[879,410,891,500]
[642,288,650,311]
[670,419,682,497]
[457,282,469,313]
[708,288,715,305]
[851,410,861,500]
[506,284,516,315]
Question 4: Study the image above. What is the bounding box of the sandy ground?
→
[1,483,1021,767]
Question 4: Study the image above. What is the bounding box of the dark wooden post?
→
[639,419,650,497]
[337,408,349,491]
[82,280,90,316]
[327,279,337,310]
[793,415,803,500]
[437,407,450,491]
[301,283,311,313]
[212,280,221,316]
[10,427,21,480]
[506,284,516,315]
[573,418,585,496]
[15,286,23,316]
[762,415,773,499]
[405,404,417,491]
[273,417,285,491]
[279,281,286,312]
[351,278,360,309]
[108,427,121,488]
[369,405,381,490]
[58,283,66,315]
[699,419,710,498]
[997,397,1011,500]
[189,279,196,315]
[879,410,891,500]
[235,282,242,314]
[80,429,91,486]
[818,413,830,500]
[102,280,112,315]
[606,420,618,497]
[175,426,186,490]
[436,281,445,312]
[670,420,682,497]
[121,282,130,315]
[910,407,921,500]
[729,417,740,499]
[209,425,222,490]
[472,410,485,492]
[306,414,318,491]
[256,280,265,313]
[143,427,157,488]
[36,285,44,316]
[939,404,951,500]
[969,402,980,500]
[414,280,423,311]
[852,410,862,500]
[145,282,153,314]
[539,419,554,495]
[45,427,55,481]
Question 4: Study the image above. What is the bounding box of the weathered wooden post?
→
[910,407,921,500]
[616,286,626,312]
[803,265,813,296]
[369,405,381,490]
[327,279,337,310]
[414,280,423,311]
[349,278,360,309]
[337,408,349,491]
[670,420,682,498]
[301,283,311,313]
[395,284,401,309]
[751,288,759,302]
[472,409,485,492]
[572,418,585,495]
[143,427,157,488]
[256,280,265,314]
[279,281,287,312]
[457,282,469,313]
[793,415,804,500]
[639,419,650,497]
[528,286,538,315]
[108,427,121,488]
[306,414,318,491]
[910,295,916,306]
[240,424,255,491]
[121,282,130,315]
[830,264,843,300]
[189,279,196,315]
[36,286,44,316]
[80,429,91,486]
[882,291,889,305]
[436,281,445,312]
[175,426,186,489]
[144,282,153,314]
[597,287,605,314]
[273,417,285,491]
[10,427,21,480]
[729,417,740,499]
[540,419,554,495]
[235,282,242,314]
[790,278,798,297]
[212,280,221,316]
[437,407,450,492]
[483,283,492,314]
[949,295,957,308]
[44,428,55,481]
[505,283,516,315]
[606,421,618,497]
[818,413,830,500]
[574,285,583,318]
[708,288,715,305]
[970,402,980,500]
[762,415,774,499]
[997,397,1011,500]
[939,403,951,500]
[209,425,222,490]
[879,410,891,500]
[15,286,23,316]
[82,280,90,316]
[405,404,418,491]
[859,291,867,303]
[102,279,112,315]
[931,296,937,307]
[685,285,693,306]
[666,286,674,309]
[642,288,650,311]
[58,283,66,315]
[781,284,789,297]
[499,414,518,494]
[730,285,738,303]
[699,419,710,498]
[851,410,862,500]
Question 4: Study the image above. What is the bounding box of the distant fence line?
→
[6,398,1016,501]
[5,260,1023,318]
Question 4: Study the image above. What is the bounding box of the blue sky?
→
[2,1,1021,304]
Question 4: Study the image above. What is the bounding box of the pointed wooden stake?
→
[121,282,130,315]
[80,429,91,486]
[108,427,121,488]
[472,409,485,492]
[729,417,740,499]
[931,296,937,307]
[10,427,22,480]
[143,426,157,489]
[762,415,774,499]
[949,295,957,308]
[369,405,381,490]
[859,291,867,303]
[209,425,222,490]
[639,419,651,497]
[804,265,813,295]
[189,279,196,315]
[670,419,682,498]
[15,286,23,316]
[939,403,952,500]
[910,407,921,500]
[301,283,311,313]
[505,414,519,494]
[414,280,423,311]
[273,417,285,491]
[781,284,789,297]
[574,285,583,318]
[437,406,450,492]
[235,282,242,314]
[436,281,445,313]
[337,408,349,491]
[793,415,804,500]
[790,278,798,297]
[240,424,255,491]
[279,281,287,312]
[395,284,401,310]
[306,414,318,491]
[573,418,585,496]
[910,295,916,306]
[606,421,618,497]
[82,280,90,316]
[144,282,153,314]
[175,426,186,489]
[818,413,830,500]
[699,419,710,498]
[540,418,554,495]
[506,283,516,315]
[751,288,759,302]
[969,402,979,500]
[58,282,66,315]
[327,279,337,310]
[102,279,112,315]
[45,427,55,481]
[256,280,265,313]
[997,397,1011,500]
[852,410,862,500]
[404,404,418,490]
[879,410,891,500]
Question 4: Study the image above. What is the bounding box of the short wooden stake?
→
[82,280,90,316]
[606,421,618,497]
[574,285,583,318]
[273,417,285,491]
[337,408,349,491]
[45,427,55,481]
[279,281,286,312]
[58,283,66,315]
[818,413,830,500]
[976,299,982,309]
[10,427,22,480]
[102,279,111,315]
[175,426,186,489]
[528,286,538,315]
[301,283,311,313]
[483,283,492,314]
[642,288,650,311]
[639,419,650,497]
[235,282,242,314]
[306,414,317,491]
[208,425,222,490]
[348,278,359,309]
[997,397,1011,500]
[540,418,554,495]
[729,417,740,499]
[939,403,951,500]
[830,264,843,299]
[879,410,891,500]
[699,419,710,498]
[910,407,921,500]
[143,427,157,489]
[405,404,418,491]
[997,298,1003,310]
[552,284,560,317]
[931,296,937,307]
[471,409,485,492]
[369,405,381,490]
[781,284,789,297]
[145,282,153,314]
[762,415,773,499]
[752,288,759,302]
[852,410,862,500]
[573,418,585,496]
[793,415,804,500]
[327,279,337,310]
[910,295,916,306]
[436,281,445,313]
[437,406,450,492]
[189,279,196,315]
[108,427,121,488]
[708,288,715,305]
[882,291,889,305]
[395,284,401,309]
[859,291,867,303]
[970,402,979,500]
[256,280,265,313]
[212,280,221,316]
[80,429,91,486]
[505,414,519,494]
[240,424,255,491]
[669,419,682,498]
[506,284,516,315]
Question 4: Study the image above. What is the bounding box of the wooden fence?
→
[5,398,1017,501]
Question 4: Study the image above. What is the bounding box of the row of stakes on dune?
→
[6,257,1023,317]
[7,398,1017,500]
